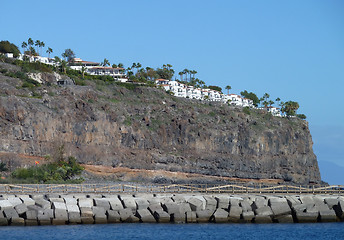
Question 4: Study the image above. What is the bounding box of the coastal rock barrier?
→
[0,193,343,226]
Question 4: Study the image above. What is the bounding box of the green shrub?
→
[243,106,250,115]
[11,156,84,184]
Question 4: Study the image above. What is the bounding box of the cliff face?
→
[0,62,321,184]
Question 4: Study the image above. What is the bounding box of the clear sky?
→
[1,0,343,184]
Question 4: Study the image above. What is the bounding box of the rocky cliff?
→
[0,62,321,184]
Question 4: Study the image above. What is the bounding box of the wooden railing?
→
[0,183,343,194]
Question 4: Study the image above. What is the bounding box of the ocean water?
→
[0,223,343,240]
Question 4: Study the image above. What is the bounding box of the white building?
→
[267,106,282,117]
[69,58,99,71]
[87,66,127,82]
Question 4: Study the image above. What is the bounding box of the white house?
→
[267,106,282,117]
[69,58,99,71]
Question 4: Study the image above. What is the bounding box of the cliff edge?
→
[0,62,321,184]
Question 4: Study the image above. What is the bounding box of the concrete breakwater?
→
[0,193,343,226]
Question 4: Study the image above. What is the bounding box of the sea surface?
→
[0,223,343,240]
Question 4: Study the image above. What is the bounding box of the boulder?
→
[64,198,77,205]
[35,198,51,209]
[7,197,22,207]
[204,196,217,211]
[54,209,68,221]
[240,200,252,212]
[80,207,93,218]
[121,197,137,212]
[52,202,67,211]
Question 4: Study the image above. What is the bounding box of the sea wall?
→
[0,193,343,226]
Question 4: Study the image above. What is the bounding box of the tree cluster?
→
[0,41,20,57]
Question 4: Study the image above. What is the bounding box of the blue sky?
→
[1,0,343,184]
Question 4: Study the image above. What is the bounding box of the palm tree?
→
[46,47,53,58]
[21,42,27,54]
[35,40,41,55]
[102,58,110,67]
[39,41,45,56]
[118,63,124,68]
[178,71,183,81]
[183,69,189,82]
[27,38,34,48]
[225,85,232,95]
[81,66,86,79]
[191,70,197,80]
[112,64,118,68]
[61,60,67,74]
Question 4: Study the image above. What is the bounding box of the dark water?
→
[0,223,343,240]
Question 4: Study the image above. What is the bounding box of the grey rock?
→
[254,215,272,223]
[78,198,93,208]
[186,211,197,223]
[196,209,214,223]
[228,206,242,222]
[296,211,318,223]
[255,206,273,216]
[11,217,25,226]
[94,198,110,210]
[107,210,121,223]
[242,211,255,222]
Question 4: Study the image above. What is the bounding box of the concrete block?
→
[229,197,242,207]
[94,198,110,210]
[137,209,156,223]
[333,200,344,219]
[31,195,44,200]
[49,198,64,203]
[35,198,51,209]
[242,211,255,222]
[0,218,8,226]
[64,198,77,205]
[215,196,230,210]
[15,203,28,215]
[159,197,173,204]
[196,209,214,223]
[296,212,318,223]
[153,210,170,223]
[286,196,301,207]
[188,197,205,211]
[135,198,150,210]
[20,197,35,206]
[108,197,123,211]
[251,197,268,210]
[67,204,80,213]
[78,198,93,208]
[80,207,93,218]
[240,200,252,212]
[172,195,187,203]
[255,206,273,216]
[81,217,94,224]
[39,220,52,225]
[92,206,107,224]
[180,203,192,213]
[254,215,272,223]
[300,196,315,205]
[292,203,309,212]
[107,210,121,223]
[147,197,161,205]
[213,208,228,223]
[25,210,38,220]
[173,211,185,223]
[228,206,242,222]
[121,197,137,211]
[7,197,22,207]
[148,203,163,213]
[0,200,13,210]
[274,215,294,223]
[324,198,339,209]
[54,209,68,221]
[270,202,291,216]
[52,202,67,210]
[3,208,19,219]
[186,211,197,223]
[52,219,67,225]
[68,212,81,223]
[11,217,25,226]
[119,208,138,222]
[25,219,38,226]
[319,210,337,222]
[204,196,217,209]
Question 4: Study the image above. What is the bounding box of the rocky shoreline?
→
[0,193,343,226]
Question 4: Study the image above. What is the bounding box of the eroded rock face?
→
[0,67,321,184]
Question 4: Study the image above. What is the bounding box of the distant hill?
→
[318,161,344,185]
